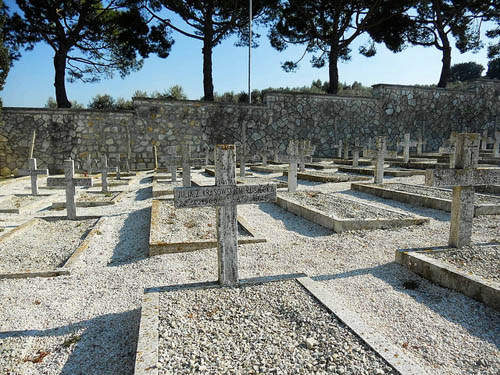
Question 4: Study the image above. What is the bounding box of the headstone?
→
[352,138,361,167]
[174,144,277,286]
[416,133,427,156]
[373,136,387,184]
[276,140,301,192]
[98,156,118,193]
[493,131,500,158]
[47,159,92,219]
[426,133,500,247]
[400,133,418,163]
[18,158,48,196]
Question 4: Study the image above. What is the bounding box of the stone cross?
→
[480,130,493,150]
[276,140,302,192]
[260,141,270,167]
[236,125,251,178]
[335,139,342,158]
[181,143,204,187]
[352,138,361,167]
[115,154,122,180]
[153,145,159,170]
[47,159,92,220]
[363,137,372,158]
[439,132,457,168]
[400,133,418,163]
[416,133,427,156]
[343,139,350,161]
[493,131,500,158]
[298,140,314,171]
[204,143,211,166]
[174,144,277,286]
[98,156,118,193]
[19,158,48,196]
[426,133,500,247]
[373,136,387,184]
[85,154,93,176]
[161,145,181,183]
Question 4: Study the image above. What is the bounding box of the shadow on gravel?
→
[341,189,450,222]
[135,186,152,201]
[311,262,500,348]
[107,206,151,267]
[257,202,332,238]
[0,309,141,375]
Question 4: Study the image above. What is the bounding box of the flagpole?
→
[248,0,252,104]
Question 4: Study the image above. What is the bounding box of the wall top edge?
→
[372,80,500,92]
[262,91,376,101]
[1,107,135,114]
[131,97,266,109]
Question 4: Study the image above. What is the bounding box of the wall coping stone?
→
[263,91,376,101]
[372,80,500,94]
[132,97,266,109]
[2,107,135,115]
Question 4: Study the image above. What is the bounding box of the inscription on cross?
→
[373,136,387,184]
[174,144,277,286]
[19,158,48,196]
[47,160,92,219]
[400,133,418,163]
[98,156,118,193]
[426,133,500,247]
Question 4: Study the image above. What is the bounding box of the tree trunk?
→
[202,37,214,101]
[327,47,340,94]
[437,43,452,88]
[53,51,71,108]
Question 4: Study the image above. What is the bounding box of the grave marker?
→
[493,131,500,158]
[181,143,204,187]
[400,133,418,163]
[343,139,350,161]
[85,154,93,176]
[426,133,500,247]
[18,158,48,196]
[352,138,361,167]
[160,145,181,183]
[98,156,118,193]
[153,146,159,170]
[362,137,372,158]
[416,133,427,156]
[275,140,301,192]
[47,159,92,219]
[299,140,314,171]
[480,130,492,150]
[373,136,387,184]
[260,141,270,167]
[174,144,277,286]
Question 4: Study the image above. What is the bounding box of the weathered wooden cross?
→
[19,158,48,196]
[174,144,277,286]
[373,136,387,184]
[275,140,301,192]
[47,159,92,219]
[400,133,418,163]
[426,133,500,247]
[98,156,118,193]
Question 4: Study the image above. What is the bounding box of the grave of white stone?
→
[98,156,118,193]
[18,158,48,196]
[260,141,270,167]
[373,136,387,184]
[400,133,418,163]
[426,133,500,247]
[85,154,93,176]
[480,130,493,151]
[161,145,181,183]
[47,160,92,220]
[174,144,277,286]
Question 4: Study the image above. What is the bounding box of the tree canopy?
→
[449,61,484,82]
[0,0,9,107]
[486,58,500,79]
[5,0,173,108]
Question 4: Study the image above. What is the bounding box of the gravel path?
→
[158,280,396,375]
[0,170,498,375]
[427,245,500,282]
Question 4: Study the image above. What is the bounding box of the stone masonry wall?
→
[1,79,499,175]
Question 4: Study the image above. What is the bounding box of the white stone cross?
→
[181,143,204,187]
[85,154,93,176]
[260,141,270,167]
[275,140,301,192]
[493,131,500,158]
[352,138,361,167]
[174,144,277,286]
[362,137,372,158]
[161,145,181,183]
[298,140,314,171]
[373,136,387,184]
[426,133,500,247]
[203,143,211,166]
[416,133,427,156]
[47,159,92,220]
[98,156,118,193]
[343,139,350,161]
[19,158,48,196]
[400,133,418,163]
[439,132,458,168]
[335,139,342,158]
[480,130,494,150]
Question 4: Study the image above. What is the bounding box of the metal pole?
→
[248,0,252,104]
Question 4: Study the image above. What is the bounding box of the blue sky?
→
[1,7,496,108]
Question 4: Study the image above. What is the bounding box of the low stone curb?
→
[0,194,52,214]
[331,158,373,166]
[0,176,30,187]
[338,166,426,177]
[250,165,287,173]
[50,191,126,209]
[395,247,500,312]
[282,170,371,183]
[204,167,253,177]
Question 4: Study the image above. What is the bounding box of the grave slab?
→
[351,182,500,215]
[0,216,104,279]
[275,191,428,232]
[282,170,371,183]
[134,276,427,375]
[337,166,426,177]
[148,199,266,256]
[50,191,125,208]
[395,245,500,312]
[0,194,52,214]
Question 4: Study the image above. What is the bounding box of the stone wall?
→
[1,79,499,175]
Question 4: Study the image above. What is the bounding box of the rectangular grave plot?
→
[237,176,287,188]
[0,217,100,278]
[250,165,289,173]
[283,170,371,183]
[276,191,428,233]
[337,166,425,177]
[149,200,266,255]
[152,180,183,198]
[396,246,500,312]
[50,191,124,209]
[351,182,500,216]
[136,279,405,375]
[205,167,253,177]
[0,194,52,214]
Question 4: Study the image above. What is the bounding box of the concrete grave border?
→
[50,191,126,209]
[351,182,500,216]
[151,179,182,198]
[0,215,105,279]
[282,170,371,183]
[0,194,53,214]
[134,274,428,375]
[148,199,266,256]
[331,158,373,166]
[276,193,428,232]
[204,167,253,177]
[395,246,500,312]
[250,165,288,173]
[337,165,426,177]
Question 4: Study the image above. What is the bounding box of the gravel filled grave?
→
[0,217,98,273]
[76,192,121,202]
[158,279,397,375]
[285,170,370,182]
[281,191,409,220]
[427,245,500,282]
[152,200,252,243]
[0,195,46,210]
[237,176,287,188]
[379,183,500,205]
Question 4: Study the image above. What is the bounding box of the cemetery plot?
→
[250,164,288,173]
[351,182,500,215]
[135,279,408,375]
[331,158,372,166]
[50,191,125,209]
[389,160,442,170]
[282,170,371,183]
[236,176,287,188]
[42,174,100,189]
[0,194,52,214]
[337,165,426,177]
[149,199,266,255]
[0,216,101,279]
[204,167,253,177]
[304,161,339,170]
[152,179,183,197]
[396,245,500,312]
[276,191,428,232]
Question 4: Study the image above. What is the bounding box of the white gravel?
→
[0,170,498,375]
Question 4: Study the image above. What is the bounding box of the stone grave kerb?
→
[373,136,387,184]
[47,159,92,220]
[173,144,277,286]
[18,158,48,196]
[400,133,418,163]
[98,155,118,193]
[426,133,500,247]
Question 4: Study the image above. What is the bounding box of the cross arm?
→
[19,169,48,176]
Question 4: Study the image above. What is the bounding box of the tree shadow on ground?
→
[1,309,141,375]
